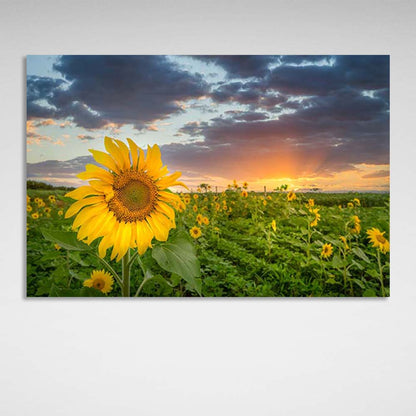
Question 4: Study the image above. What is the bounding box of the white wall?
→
[1,0,415,415]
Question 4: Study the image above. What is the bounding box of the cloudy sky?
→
[26,55,389,191]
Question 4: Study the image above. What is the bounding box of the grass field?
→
[26,187,390,297]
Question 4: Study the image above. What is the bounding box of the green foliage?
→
[27,189,389,297]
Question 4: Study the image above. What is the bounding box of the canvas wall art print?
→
[26,55,390,297]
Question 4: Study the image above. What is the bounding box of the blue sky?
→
[27,55,389,191]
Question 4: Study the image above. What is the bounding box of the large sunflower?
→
[367,228,390,254]
[65,137,187,261]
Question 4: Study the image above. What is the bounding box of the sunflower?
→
[196,213,203,225]
[44,207,51,214]
[192,204,198,213]
[287,191,296,201]
[310,208,320,227]
[83,269,114,294]
[353,198,360,206]
[65,137,187,261]
[271,219,276,232]
[193,194,199,200]
[31,212,39,219]
[190,226,202,239]
[202,216,209,225]
[243,182,248,189]
[241,190,248,198]
[54,244,61,250]
[339,236,349,250]
[350,215,361,234]
[347,202,354,208]
[48,195,56,203]
[27,205,33,212]
[58,210,63,216]
[367,228,390,253]
[321,243,333,259]
[308,199,314,207]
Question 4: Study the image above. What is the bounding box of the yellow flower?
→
[37,199,45,207]
[267,195,272,200]
[350,215,361,234]
[83,269,114,294]
[241,190,248,198]
[367,228,390,254]
[54,244,61,250]
[243,182,248,189]
[27,205,33,212]
[321,243,333,259]
[215,203,221,211]
[44,207,51,214]
[58,210,63,216]
[202,216,209,225]
[48,195,56,203]
[339,236,349,250]
[27,195,31,204]
[287,191,296,201]
[193,204,198,213]
[271,219,276,232]
[197,187,202,193]
[193,194,199,200]
[347,202,354,208]
[263,200,267,206]
[308,199,314,207]
[196,214,203,225]
[310,208,320,227]
[183,195,191,205]
[353,198,360,206]
[189,226,202,239]
[31,212,39,219]
[65,137,187,261]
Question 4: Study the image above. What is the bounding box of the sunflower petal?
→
[78,164,114,184]
[104,136,125,170]
[89,149,120,173]
[66,186,101,200]
[114,139,131,170]
[65,196,105,218]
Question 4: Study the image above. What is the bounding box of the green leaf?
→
[352,278,366,289]
[49,284,105,297]
[152,232,201,295]
[352,247,370,263]
[362,288,377,297]
[41,228,90,251]
[331,254,344,268]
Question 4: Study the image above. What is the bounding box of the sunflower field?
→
[26,137,390,297]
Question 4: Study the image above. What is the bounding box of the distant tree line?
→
[27,180,75,191]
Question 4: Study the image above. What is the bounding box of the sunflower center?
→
[108,170,158,222]
[93,278,105,290]
[376,234,386,243]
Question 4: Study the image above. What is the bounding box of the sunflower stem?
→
[122,250,131,297]
[377,249,386,297]
[92,252,122,288]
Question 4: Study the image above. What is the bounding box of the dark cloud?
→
[224,110,269,122]
[27,56,209,129]
[77,134,96,141]
[194,55,278,78]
